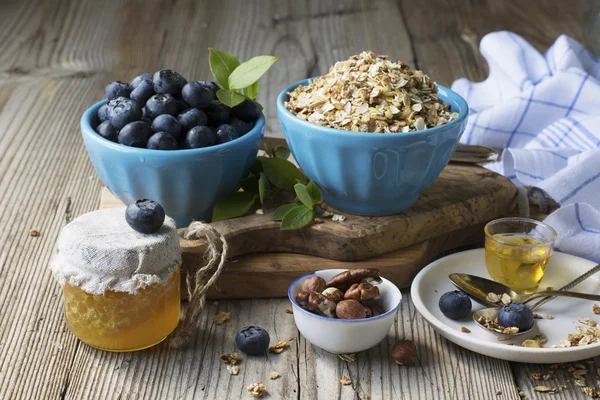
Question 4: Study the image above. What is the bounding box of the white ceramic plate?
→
[411,249,600,363]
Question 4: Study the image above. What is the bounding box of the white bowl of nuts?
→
[288,268,402,354]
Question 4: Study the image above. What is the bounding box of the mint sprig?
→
[211,144,325,230]
[209,48,279,109]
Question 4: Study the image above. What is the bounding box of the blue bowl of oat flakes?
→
[277,51,468,216]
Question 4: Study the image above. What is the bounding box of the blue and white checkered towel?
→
[451,31,600,263]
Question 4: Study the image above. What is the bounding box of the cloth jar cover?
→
[451,31,600,263]
[50,208,181,295]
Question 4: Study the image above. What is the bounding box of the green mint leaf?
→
[274,145,291,160]
[216,89,246,108]
[259,156,306,191]
[258,173,267,204]
[281,205,314,230]
[253,100,264,113]
[243,81,259,99]
[272,203,297,221]
[239,175,259,193]
[212,192,257,221]
[209,48,240,89]
[306,181,322,204]
[294,183,313,209]
[228,55,279,90]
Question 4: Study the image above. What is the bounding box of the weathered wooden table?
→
[0,1,592,399]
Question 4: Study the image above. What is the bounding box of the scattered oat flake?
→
[227,365,240,375]
[497,336,512,342]
[269,371,280,380]
[332,214,346,222]
[534,313,543,319]
[496,390,502,395]
[486,292,501,303]
[534,386,556,393]
[579,317,597,327]
[338,353,356,363]
[522,340,541,348]
[247,383,266,398]
[531,372,543,381]
[313,217,324,224]
[534,334,548,345]
[547,314,554,320]
[269,338,293,354]
[220,353,240,365]
[255,209,264,215]
[340,376,352,385]
[583,386,598,397]
[285,308,293,314]
[29,228,40,237]
[460,326,471,333]
[518,390,525,398]
[321,211,333,218]
[212,312,232,325]
[593,304,600,315]
[501,293,512,305]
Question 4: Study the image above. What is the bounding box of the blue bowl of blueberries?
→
[81,70,264,227]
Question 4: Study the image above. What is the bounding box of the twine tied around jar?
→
[169,221,228,348]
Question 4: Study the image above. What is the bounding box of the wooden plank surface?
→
[0,0,591,399]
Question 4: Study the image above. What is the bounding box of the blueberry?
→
[97,104,109,122]
[108,97,143,130]
[174,97,189,113]
[229,117,253,136]
[177,108,208,132]
[235,326,270,356]
[130,79,155,105]
[151,114,183,140]
[205,81,220,94]
[438,290,471,320]
[147,132,178,150]
[153,69,187,95]
[231,99,259,122]
[185,126,216,148]
[118,120,152,147]
[216,124,239,144]
[131,73,153,89]
[498,303,534,331]
[205,100,230,126]
[105,81,133,100]
[182,81,214,109]
[96,120,118,142]
[145,94,179,119]
[125,199,166,234]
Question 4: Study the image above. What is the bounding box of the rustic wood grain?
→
[0,0,593,399]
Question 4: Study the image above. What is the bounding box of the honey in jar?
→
[51,208,182,352]
[484,218,557,294]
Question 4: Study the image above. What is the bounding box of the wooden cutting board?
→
[99,164,518,299]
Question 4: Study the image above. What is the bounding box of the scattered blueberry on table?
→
[497,303,534,331]
[95,69,258,150]
[439,290,472,320]
[125,199,166,234]
[235,326,270,356]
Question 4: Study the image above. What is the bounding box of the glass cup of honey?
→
[484,217,557,294]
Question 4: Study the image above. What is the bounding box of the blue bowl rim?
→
[277,77,468,138]
[287,270,402,323]
[81,99,265,155]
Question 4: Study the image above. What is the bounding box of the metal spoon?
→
[450,264,600,336]
[450,144,498,164]
[473,290,600,336]
[449,264,600,308]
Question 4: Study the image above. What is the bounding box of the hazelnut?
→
[326,268,382,291]
[344,282,381,301]
[302,276,327,293]
[308,291,336,318]
[336,299,367,319]
[321,287,344,303]
[391,340,417,365]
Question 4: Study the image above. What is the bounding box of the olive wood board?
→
[99,164,518,299]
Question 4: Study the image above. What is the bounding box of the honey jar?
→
[51,208,181,351]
